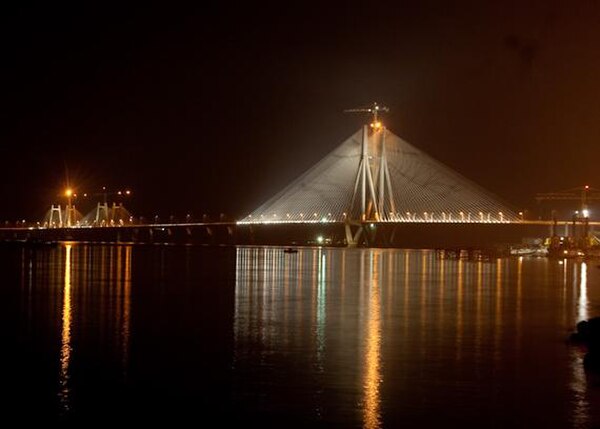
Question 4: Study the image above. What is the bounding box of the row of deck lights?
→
[246,211,515,223]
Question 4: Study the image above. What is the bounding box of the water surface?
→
[2,244,599,427]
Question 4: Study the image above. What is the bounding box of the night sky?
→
[2,2,600,222]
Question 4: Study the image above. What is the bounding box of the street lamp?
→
[64,188,75,227]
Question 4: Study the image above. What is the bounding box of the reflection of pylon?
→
[49,204,62,227]
[95,203,109,226]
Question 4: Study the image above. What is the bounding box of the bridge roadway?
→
[0,220,595,248]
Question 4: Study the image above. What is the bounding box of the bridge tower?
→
[344,102,396,245]
[64,205,78,227]
[351,124,379,221]
[48,205,62,227]
[94,203,110,226]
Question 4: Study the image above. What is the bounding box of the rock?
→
[570,317,600,372]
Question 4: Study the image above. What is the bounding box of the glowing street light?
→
[370,120,383,130]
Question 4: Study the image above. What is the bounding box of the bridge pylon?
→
[350,125,379,222]
[238,102,519,237]
[48,204,62,228]
[65,204,78,227]
[94,202,110,226]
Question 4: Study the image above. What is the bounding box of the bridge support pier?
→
[363,224,376,247]
[390,224,398,245]
[345,222,364,247]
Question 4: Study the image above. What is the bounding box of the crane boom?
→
[344,102,389,125]
[535,185,600,216]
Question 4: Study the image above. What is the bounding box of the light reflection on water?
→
[234,247,600,428]
[58,244,72,413]
[19,244,134,419]
[7,244,600,427]
[363,251,382,429]
[571,261,590,428]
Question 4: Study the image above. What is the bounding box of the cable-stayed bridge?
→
[239,125,517,225]
[237,106,521,246]
[0,104,595,247]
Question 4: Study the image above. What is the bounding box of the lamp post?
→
[65,188,74,227]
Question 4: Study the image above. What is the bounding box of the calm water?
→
[2,244,600,427]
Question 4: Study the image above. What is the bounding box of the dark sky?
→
[2,1,600,221]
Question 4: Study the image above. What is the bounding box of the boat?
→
[283,247,298,254]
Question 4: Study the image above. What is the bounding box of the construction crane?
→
[535,185,600,218]
[344,102,389,129]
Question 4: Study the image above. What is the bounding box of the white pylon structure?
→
[342,102,397,223]
[48,205,63,228]
[79,202,133,226]
[94,202,110,226]
[238,103,518,228]
[43,204,82,228]
[64,204,78,227]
